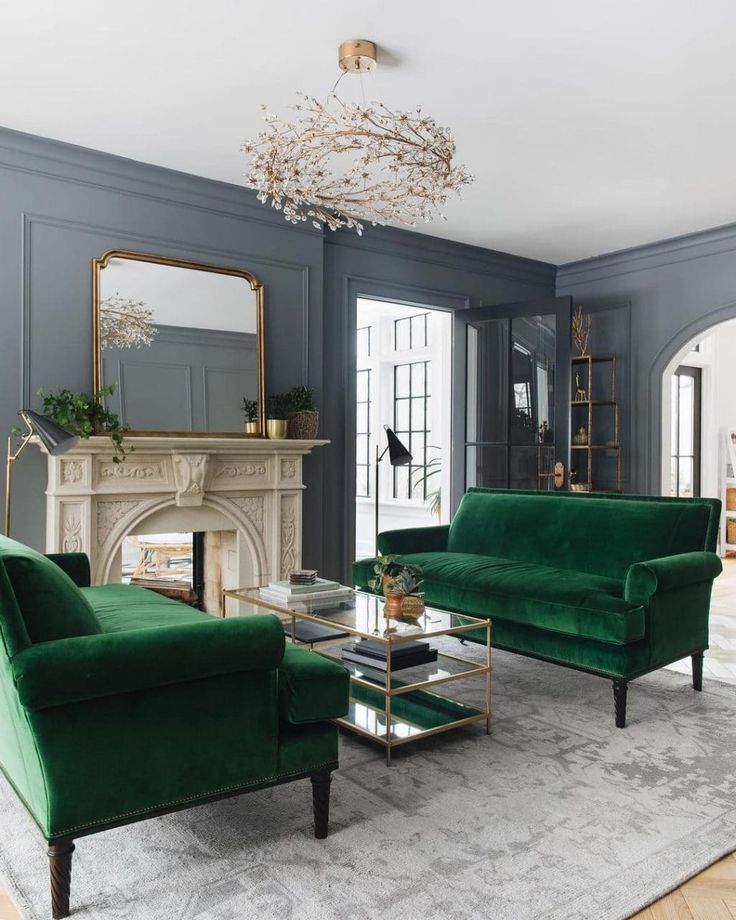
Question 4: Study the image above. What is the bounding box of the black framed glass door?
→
[459,297,572,491]
[670,365,702,497]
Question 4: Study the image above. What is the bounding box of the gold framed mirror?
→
[92,250,265,437]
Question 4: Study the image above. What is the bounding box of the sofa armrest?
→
[45,552,91,588]
[12,613,285,711]
[624,551,723,606]
[378,524,450,555]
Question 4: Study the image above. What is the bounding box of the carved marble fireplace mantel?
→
[39,436,328,588]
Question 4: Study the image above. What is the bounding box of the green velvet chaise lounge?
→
[354,489,722,728]
[0,535,350,919]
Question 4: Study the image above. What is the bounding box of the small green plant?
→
[285,385,317,414]
[242,398,259,422]
[266,392,290,419]
[39,384,130,463]
[367,554,402,594]
[385,564,423,596]
[412,445,442,518]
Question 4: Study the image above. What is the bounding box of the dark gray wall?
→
[556,224,736,495]
[0,126,555,579]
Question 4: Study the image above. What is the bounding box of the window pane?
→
[678,457,694,498]
[394,465,409,499]
[678,376,694,455]
[395,318,410,351]
[356,434,368,461]
[356,402,369,434]
[411,361,426,393]
[395,364,410,395]
[671,376,679,455]
[395,399,410,430]
[670,457,678,497]
[357,326,371,360]
[411,396,426,431]
[356,466,369,498]
[357,370,369,402]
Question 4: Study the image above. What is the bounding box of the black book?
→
[341,646,438,673]
[283,621,349,644]
[355,639,430,660]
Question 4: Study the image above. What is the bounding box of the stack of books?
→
[289,569,318,586]
[258,578,353,607]
[341,639,438,672]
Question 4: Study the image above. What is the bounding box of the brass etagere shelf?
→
[571,353,622,493]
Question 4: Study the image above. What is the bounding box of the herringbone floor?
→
[1,562,735,920]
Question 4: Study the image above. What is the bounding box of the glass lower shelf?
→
[325,653,487,692]
[338,683,484,742]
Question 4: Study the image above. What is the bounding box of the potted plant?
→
[265,393,290,439]
[242,398,259,434]
[38,384,130,463]
[368,556,424,619]
[285,386,319,439]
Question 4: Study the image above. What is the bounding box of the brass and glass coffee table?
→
[222,585,491,764]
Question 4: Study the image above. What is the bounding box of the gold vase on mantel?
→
[266,419,288,439]
[244,420,259,435]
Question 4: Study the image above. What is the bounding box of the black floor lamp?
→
[374,424,412,556]
[4,410,79,536]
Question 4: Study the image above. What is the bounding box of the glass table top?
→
[224,585,487,643]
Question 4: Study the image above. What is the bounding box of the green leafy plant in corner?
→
[39,384,130,463]
[242,398,259,422]
[412,445,442,518]
[285,385,317,414]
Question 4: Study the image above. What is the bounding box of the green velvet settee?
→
[354,489,723,728]
[0,536,350,919]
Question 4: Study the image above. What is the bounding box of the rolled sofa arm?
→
[378,524,451,556]
[13,613,285,712]
[45,552,91,588]
[624,551,723,606]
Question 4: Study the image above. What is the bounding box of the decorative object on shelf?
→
[99,293,157,349]
[373,425,412,555]
[39,385,129,463]
[285,386,319,439]
[571,354,621,493]
[4,409,78,535]
[289,569,318,586]
[729,520,736,545]
[720,429,736,556]
[265,393,290,439]
[537,421,554,444]
[242,398,259,434]
[554,461,565,489]
[242,39,472,234]
[572,304,592,358]
[568,468,590,491]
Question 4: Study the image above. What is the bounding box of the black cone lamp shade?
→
[384,426,412,467]
[22,410,79,455]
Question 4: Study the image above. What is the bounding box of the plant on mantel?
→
[38,384,130,463]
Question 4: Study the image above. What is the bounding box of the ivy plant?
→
[39,384,130,463]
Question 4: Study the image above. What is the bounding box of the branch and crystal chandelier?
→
[100,294,157,349]
[242,39,473,234]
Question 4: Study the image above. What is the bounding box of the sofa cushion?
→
[82,584,209,632]
[388,552,646,645]
[277,644,350,724]
[447,490,714,580]
[0,537,100,643]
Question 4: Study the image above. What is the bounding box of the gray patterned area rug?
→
[2,645,736,920]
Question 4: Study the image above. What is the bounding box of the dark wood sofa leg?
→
[692,652,704,691]
[48,838,74,919]
[613,680,628,728]
[311,770,332,839]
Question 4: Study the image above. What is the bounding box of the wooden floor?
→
[1,561,735,920]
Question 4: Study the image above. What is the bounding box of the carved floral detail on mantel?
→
[227,496,265,534]
[100,462,164,481]
[96,500,140,546]
[281,459,298,480]
[61,460,84,485]
[215,462,267,479]
[280,496,297,577]
[61,505,82,552]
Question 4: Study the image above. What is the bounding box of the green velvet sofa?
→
[354,489,723,728]
[0,536,350,919]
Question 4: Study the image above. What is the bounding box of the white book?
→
[266,578,342,597]
[258,586,353,607]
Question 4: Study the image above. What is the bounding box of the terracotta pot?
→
[383,594,404,618]
[267,419,288,439]
[243,420,259,434]
[288,410,319,440]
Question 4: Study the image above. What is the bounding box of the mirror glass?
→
[94,253,263,435]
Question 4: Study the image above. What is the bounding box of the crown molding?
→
[557,221,736,287]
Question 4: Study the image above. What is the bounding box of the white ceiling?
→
[3,0,736,263]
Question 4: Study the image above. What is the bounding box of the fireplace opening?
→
[122,532,203,608]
